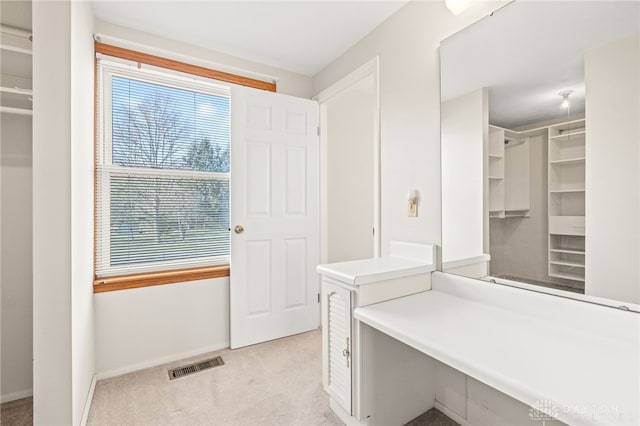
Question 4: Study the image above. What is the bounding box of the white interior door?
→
[230,85,320,349]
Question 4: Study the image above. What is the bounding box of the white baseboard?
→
[329,398,368,426]
[95,342,229,380]
[80,375,96,426]
[1,389,33,404]
[434,400,471,426]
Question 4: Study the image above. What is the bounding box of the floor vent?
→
[168,356,224,380]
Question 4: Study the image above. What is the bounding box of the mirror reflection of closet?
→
[440,1,640,306]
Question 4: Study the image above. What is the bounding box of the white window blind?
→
[96,57,231,277]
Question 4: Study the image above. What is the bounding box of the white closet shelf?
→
[488,153,504,159]
[549,260,585,268]
[488,176,503,180]
[0,86,32,96]
[549,271,585,282]
[0,43,31,55]
[504,210,530,218]
[549,157,585,165]
[549,189,585,193]
[549,130,586,140]
[0,106,32,116]
[0,25,32,55]
[550,248,585,255]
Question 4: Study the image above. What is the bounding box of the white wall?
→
[33,2,73,422]
[93,21,314,99]
[326,76,374,263]
[1,113,33,403]
[70,1,97,424]
[313,1,508,257]
[441,88,487,263]
[33,1,96,424]
[585,33,640,304]
[94,278,230,378]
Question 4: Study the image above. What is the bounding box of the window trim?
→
[93,44,246,293]
[93,265,230,293]
[95,42,276,92]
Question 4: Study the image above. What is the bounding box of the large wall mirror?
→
[440,1,639,308]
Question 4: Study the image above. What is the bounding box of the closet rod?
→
[0,106,32,116]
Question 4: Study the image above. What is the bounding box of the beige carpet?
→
[0,397,33,426]
[2,329,457,426]
[88,330,342,426]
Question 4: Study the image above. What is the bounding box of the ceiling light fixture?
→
[559,90,573,108]
[445,0,472,15]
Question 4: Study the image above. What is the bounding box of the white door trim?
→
[314,56,381,263]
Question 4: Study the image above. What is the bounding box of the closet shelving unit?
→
[488,126,531,219]
[0,25,33,117]
[488,126,506,218]
[547,118,586,282]
[503,131,530,217]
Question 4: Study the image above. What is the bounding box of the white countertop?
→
[316,256,435,286]
[355,272,640,426]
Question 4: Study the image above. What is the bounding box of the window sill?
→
[93,265,230,293]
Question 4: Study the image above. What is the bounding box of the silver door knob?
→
[234,225,244,234]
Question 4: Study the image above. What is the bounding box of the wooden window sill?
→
[93,265,230,293]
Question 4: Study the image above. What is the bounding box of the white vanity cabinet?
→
[322,278,353,413]
[317,242,436,424]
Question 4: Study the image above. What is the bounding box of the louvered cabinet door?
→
[321,280,353,414]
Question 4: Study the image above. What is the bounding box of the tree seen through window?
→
[108,76,230,268]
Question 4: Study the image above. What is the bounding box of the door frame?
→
[314,57,381,263]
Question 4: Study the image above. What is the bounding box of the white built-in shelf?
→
[549,130,586,140]
[549,260,585,268]
[550,248,585,255]
[0,106,32,116]
[0,42,31,55]
[1,26,33,116]
[549,272,586,282]
[549,189,585,193]
[550,157,586,165]
[487,125,530,219]
[0,25,32,55]
[488,126,507,218]
[0,86,32,96]
[0,87,33,114]
[504,210,530,218]
[548,118,586,283]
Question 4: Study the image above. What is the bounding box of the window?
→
[95,57,231,280]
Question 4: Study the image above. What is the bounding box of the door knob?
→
[234,225,244,234]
